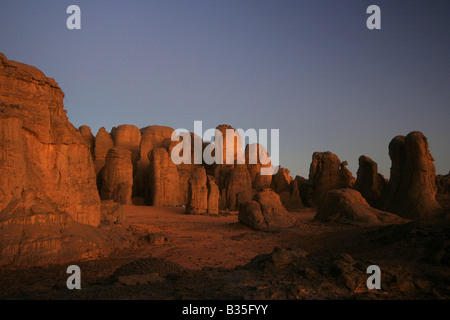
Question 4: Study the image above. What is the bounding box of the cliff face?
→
[0,53,107,266]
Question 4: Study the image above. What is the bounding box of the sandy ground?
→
[123,205,319,269]
[0,202,448,299]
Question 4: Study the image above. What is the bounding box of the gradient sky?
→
[0,0,449,178]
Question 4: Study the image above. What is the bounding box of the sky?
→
[0,0,449,178]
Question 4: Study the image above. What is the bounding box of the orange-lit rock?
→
[98,147,133,205]
[0,53,123,266]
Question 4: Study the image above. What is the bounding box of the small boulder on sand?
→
[314,189,407,226]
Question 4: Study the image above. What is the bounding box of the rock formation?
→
[307,152,355,205]
[314,189,406,226]
[279,180,304,210]
[98,147,133,205]
[186,167,208,214]
[79,125,95,158]
[149,148,181,206]
[136,125,174,200]
[215,124,244,164]
[0,53,123,266]
[94,127,114,175]
[271,168,303,210]
[112,124,142,160]
[239,189,296,231]
[381,132,443,219]
[271,167,292,194]
[207,176,219,214]
[225,164,253,211]
[295,175,314,207]
[354,155,387,207]
[245,143,272,191]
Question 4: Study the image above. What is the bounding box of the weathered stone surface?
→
[79,125,95,158]
[239,189,296,231]
[94,127,114,175]
[354,155,387,207]
[381,132,443,219]
[271,167,292,194]
[0,53,100,227]
[113,124,141,162]
[149,148,181,206]
[307,152,355,205]
[279,180,304,210]
[315,189,406,226]
[112,124,142,196]
[136,125,175,201]
[207,175,219,214]
[0,53,124,266]
[226,164,253,211]
[295,175,314,207]
[186,167,208,214]
[245,143,272,191]
[98,147,133,205]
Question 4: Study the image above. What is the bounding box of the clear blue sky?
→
[0,0,449,178]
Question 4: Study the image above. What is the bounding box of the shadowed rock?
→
[381,132,443,219]
[186,167,208,214]
[354,155,387,207]
[295,175,314,207]
[315,189,406,226]
[307,152,355,205]
[279,180,304,210]
[94,127,114,175]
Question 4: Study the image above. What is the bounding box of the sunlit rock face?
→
[0,53,112,266]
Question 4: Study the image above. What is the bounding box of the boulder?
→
[149,148,181,206]
[381,132,443,219]
[307,152,355,205]
[98,147,133,205]
[186,167,208,214]
[315,189,406,226]
[239,189,296,231]
[94,127,114,175]
[354,155,387,207]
